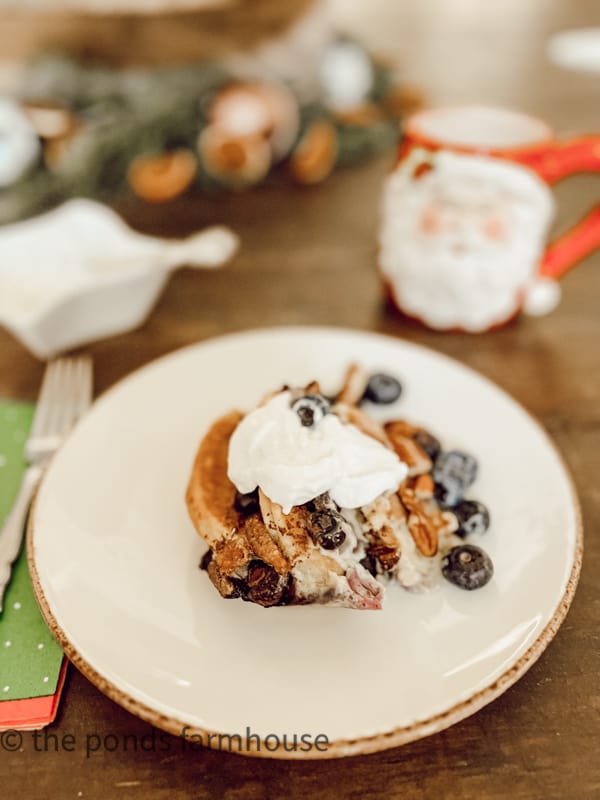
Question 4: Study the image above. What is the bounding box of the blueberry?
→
[434,450,478,486]
[312,511,337,531]
[432,450,478,508]
[441,544,493,590]
[292,394,331,427]
[234,488,260,515]
[245,560,287,606]
[413,430,442,463]
[363,373,403,405]
[312,510,346,549]
[320,529,346,550]
[434,481,463,509]
[453,500,490,537]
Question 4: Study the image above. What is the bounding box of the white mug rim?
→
[406,105,554,152]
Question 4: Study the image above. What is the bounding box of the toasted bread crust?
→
[185,410,244,544]
[185,410,289,581]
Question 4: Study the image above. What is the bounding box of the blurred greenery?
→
[1,49,403,224]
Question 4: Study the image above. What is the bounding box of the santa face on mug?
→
[379,149,556,332]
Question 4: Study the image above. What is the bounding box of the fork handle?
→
[0,464,42,613]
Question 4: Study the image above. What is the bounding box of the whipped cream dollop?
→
[227,392,408,514]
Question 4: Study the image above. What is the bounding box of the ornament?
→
[208,81,300,161]
[22,100,83,174]
[319,40,375,112]
[128,150,197,203]
[198,125,271,187]
[21,100,75,140]
[289,120,338,185]
[0,98,40,188]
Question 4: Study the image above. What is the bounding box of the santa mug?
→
[379,105,600,332]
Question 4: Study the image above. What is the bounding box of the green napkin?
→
[0,402,64,702]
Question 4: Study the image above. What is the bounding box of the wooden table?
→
[1,1,599,797]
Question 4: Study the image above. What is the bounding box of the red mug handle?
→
[517,136,600,279]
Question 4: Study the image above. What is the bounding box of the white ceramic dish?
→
[28,328,582,758]
[0,199,237,359]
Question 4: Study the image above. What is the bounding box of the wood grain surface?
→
[1,1,599,797]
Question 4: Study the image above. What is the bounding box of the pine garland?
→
[0,47,408,224]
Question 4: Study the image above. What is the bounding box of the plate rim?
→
[27,326,584,759]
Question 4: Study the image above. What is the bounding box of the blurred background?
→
[333,0,600,127]
[0,0,598,370]
[3,0,600,118]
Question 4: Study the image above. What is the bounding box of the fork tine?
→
[28,357,93,443]
[57,358,85,436]
[73,357,93,421]
[47,359,71,438]
[80,357,93,415]
[28,359,62,440]
[60,359,78,436]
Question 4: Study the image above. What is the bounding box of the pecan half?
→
[335,403,390,446]
[399,483,456,557]
[385,422,432,476]
[361,493,403,570]
[304,380,322,395]
[383,419,421,438]
[336,363,368,406]
[367,539,401,572]
[407,511,439,557]
[414,473,435,499]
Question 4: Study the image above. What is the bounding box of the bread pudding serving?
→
[186,364,493,609]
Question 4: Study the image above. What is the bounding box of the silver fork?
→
[0,357,93,613]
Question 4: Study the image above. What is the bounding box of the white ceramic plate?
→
[29,328,582,758]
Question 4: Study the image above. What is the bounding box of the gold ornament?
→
[197,125,271,187]
[209,81,299,161]
[128,149,197,203]
[21,100,76,140]
[289,120,338,185]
